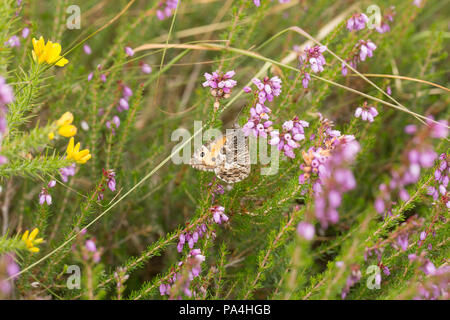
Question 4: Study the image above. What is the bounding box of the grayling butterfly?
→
[190,127,250,183]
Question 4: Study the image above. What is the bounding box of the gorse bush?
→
[0,0,448,300]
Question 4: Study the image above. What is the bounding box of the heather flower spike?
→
[203,70,237,110]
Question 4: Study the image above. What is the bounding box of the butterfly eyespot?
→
[200,152,205,157]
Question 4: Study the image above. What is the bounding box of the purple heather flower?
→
[413,0,423,8]
[358,40,377,62]
[0,77,14,107]
[83,44,92,55]
[105,169,116,192]
[156,0,178,20]
[243,103,272,138]
[141,63,152,74]
[5,36,20,48]
[302,72,311,88]
[341,266,362,299]
[85,239,97,252]
[22,27,30,39]
[124,46,134,57]
[294,45,327,86]
[122,86,133,99]
[297,222,315,240]
[354,102,378,123]
[59,164,76,183]
[251,76,282,104]
[39,188,52,205]
[428,119,448,139]
[314,140,360,229]
[211,206,228,224]
[346,13,369,31]
[253,0,261,6]
[106,116,120,135]
[420,260,436,275]
[203,70,237,99]
[270,117,308,158]
[396,234,409,251]
[117,98,129,112]
[48,180,56,188]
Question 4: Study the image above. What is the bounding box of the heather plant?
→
[0,0,448,301]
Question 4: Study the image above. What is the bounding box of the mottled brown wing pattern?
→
[190,127,251,183]
[214,129,250,183]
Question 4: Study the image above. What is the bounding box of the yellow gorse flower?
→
[66,137,92,164]
[49,112,77,140]
[21,228,44,253]
[32,36,69,67]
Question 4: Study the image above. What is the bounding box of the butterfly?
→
[190,127,251,183]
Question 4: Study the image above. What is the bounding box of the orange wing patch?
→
[202,136,227,166]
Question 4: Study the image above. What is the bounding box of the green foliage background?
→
[0,0,448,300]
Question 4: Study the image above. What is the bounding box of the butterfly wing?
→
[190,136,227,172]
[214,128,251,183]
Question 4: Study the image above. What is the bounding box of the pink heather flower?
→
[396,234,409,251]
[428,119,448,139]
[346,13,369,31]
[141,63,152,74]
[159,283,168,295]
[386,86,392,95]
[39,188,52,205]
[103,169,117,192]
[177,224,207,253]
[420,260,436,275]
[85,239,97,252]
[243,103,272,138]
[117,98,129,112]
[210,206,228,224]
[21,27,30,38]
[87,72,94,81]
[106,116,120,135]
[83,44,92,55]
[123,86,133,99]
[5,35,20,48]
[302,73,311,88]
[413,0,423,8]
[0,253,20,295]
[203,70,237,99]
[341,266,362,299]
[404,124,417,135]
[299,45,327,73]
[376,8,395,34]
[253,0,261,6]
[156,0,178,20]
[0,77,15,107]
[48,180,56,188]
[251,76,282,104]
[100,74,107,83]
[270,117,308,158]
[297,222,315,240]
[124,46,134,57]
[354,101,378,123]
[314,140,360,229]
[60,164,76,183]
[357,40,377,62]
